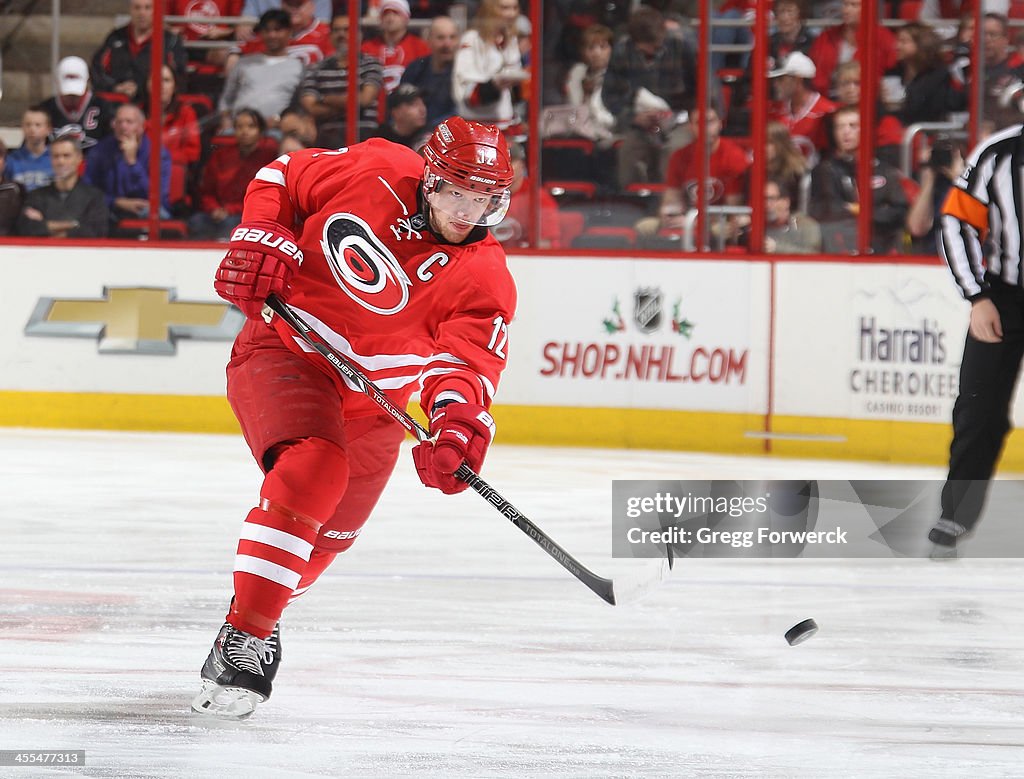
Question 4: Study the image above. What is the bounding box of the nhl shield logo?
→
[633,287,663,333]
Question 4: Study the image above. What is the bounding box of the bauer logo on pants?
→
[24,287,244,355]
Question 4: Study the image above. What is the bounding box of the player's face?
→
[428,182,491,240]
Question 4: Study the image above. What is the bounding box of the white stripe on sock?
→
[234,554,302,589]
[240,523,314,561]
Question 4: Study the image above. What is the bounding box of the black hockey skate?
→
[928,519,968,560]
[191,621,281,719]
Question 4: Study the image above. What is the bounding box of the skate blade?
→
[928,543,960,562]
[190,680,265,720]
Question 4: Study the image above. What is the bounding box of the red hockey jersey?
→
[242,139,517,420]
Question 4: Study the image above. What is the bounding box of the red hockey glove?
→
[412,403,496,494]
[214,221,304,320]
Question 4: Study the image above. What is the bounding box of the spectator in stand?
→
[15,136,109,238]
[906,137,964,255]
[91,0,188,105]
[728,0,816,132]
[882,22,965,128]
[154,64,201,214]
[296,12,383,147]
[452,0,528,129]
[403,0,452,19]
[400,15,459,132]
[219,9,305,131]
[40,56,115,155]
[278,106,319,146]
[806,0,897,98]
[85,102,172,229]
[977,14,1024,130]
[166,0,243,71]
[561,23,615,144]
[831,60,904,168]
[369,84,430,149]
[808,105,909,254]
[494,141,561,249]
[229,0,333,71]
[236,0,332,43]
[362,0,430,93]
[765,121,808,206]
[601,5,698,188]
[635,105,750,240]
[0,140,23,236]
[760,175,821,253]
[769,0,815,68]
[277,131,309,153]
[768,51,837,155]
[6,106,53,193]
[709,0,752,74]
[188,109,278,240]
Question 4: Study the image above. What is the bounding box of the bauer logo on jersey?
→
[320,213,413,315]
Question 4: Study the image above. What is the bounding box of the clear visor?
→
[424,171,511,228]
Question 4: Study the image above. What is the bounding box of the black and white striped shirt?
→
[939,123,1024,300]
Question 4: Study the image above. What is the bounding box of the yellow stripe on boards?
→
[2,390,1024,471]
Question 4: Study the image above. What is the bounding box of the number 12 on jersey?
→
[487,316,508,359]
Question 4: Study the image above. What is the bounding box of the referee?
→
[936,124,1024,550]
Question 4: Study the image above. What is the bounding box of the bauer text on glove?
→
[214,222,304,320]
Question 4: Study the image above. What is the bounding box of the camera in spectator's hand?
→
[930,139,955,170]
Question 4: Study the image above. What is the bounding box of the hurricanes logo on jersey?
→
[321,213,412,315]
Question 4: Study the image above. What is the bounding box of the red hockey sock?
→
[288,547,339,604]
[229,501,321,638]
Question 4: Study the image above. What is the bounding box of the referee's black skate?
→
[191,621,281,719]
[928,519,968,560]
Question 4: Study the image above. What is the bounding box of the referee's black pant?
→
[942,277,1024,531]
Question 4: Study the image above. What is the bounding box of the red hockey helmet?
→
[421,117,514,227]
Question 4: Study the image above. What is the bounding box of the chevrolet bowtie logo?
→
[25,287,244,354]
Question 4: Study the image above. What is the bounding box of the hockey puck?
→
[784,618,818,646]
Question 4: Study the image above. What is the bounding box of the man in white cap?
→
[361,0,430,97]
[767,50,837,153]
[39,56,115,155]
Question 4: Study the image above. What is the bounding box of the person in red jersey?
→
[192,116,516,719]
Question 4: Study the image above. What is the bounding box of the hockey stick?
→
[263,295,672,605]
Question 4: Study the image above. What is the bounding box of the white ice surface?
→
[1,429,1022,778]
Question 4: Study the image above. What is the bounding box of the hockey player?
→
[192,117,516,719]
